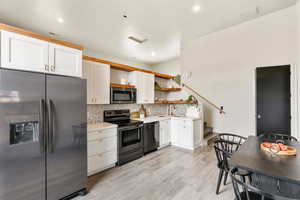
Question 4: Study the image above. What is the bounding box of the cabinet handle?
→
[45,64,49,71]
[51,65,55,72]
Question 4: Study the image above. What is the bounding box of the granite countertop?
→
[88,122,118,132]
[132,115,202,123]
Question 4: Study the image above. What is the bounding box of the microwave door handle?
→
[39,99,45,154]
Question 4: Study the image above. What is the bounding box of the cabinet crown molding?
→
[0,23,84,50]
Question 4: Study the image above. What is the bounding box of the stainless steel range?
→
[103,110,144,165]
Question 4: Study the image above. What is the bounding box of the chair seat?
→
[237,169,252,177]
[218,161,251,176]
[236,191,273,200]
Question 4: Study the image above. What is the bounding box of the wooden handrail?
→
[182,83,225,114]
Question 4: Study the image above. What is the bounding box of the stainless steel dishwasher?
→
[143,121,159,154]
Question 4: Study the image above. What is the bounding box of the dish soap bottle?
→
[139,105,146,119]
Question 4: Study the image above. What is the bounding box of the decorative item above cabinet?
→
[0,24,83,78]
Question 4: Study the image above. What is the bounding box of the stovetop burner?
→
[103,109,142,127]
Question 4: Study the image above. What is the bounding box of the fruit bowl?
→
[260,142,297,156]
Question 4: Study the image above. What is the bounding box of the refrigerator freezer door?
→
[0,69,46,200]
[46,75,87,200]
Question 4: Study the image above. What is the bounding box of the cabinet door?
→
[82,61,94,104]
[159,121,166,146]
[170,120,179,145]
[176,120,185,146]
[93,63,110,104]
[143,73,154,104]
[181,120,193,148]
[1,30,48,73]
[49,43,82,77]
[165,120,171,143]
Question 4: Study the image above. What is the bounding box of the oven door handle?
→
[118,125,142,132]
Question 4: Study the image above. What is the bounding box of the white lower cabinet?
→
[88,127,117,176]
[170,118,202,150]
[159,119,171,148]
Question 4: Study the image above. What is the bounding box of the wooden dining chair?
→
[216,134,248,181]
[214,137,250,195]
[259,133,298,142]
[217,133,247,144]
[231,168,299,200]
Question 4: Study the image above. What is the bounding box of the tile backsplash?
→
[87,104,190,123]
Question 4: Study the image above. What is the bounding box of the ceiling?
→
[0,0,297,65]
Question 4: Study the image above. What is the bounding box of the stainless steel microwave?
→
[110,86,136,104]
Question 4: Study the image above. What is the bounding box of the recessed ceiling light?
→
[57,17,64,23]
[151,51,156,56]
[193,4,201,13]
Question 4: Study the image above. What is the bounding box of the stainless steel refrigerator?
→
[0,69,87,200]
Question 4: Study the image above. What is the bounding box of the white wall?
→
[181,6,297,138]
[151,58,181,76]
[84,49,152,71]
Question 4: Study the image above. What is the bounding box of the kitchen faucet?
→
[168,104,176,116]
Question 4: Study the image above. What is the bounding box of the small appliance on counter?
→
[104,110,144,165]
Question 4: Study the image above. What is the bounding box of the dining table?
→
[230,135,300,185]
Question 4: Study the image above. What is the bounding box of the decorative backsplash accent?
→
[87,104,191,123]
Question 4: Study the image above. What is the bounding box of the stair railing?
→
[172,75,225,114]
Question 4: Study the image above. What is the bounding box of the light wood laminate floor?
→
[76,146,234,200]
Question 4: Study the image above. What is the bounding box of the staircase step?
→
[203,132,219,146]
[204,127,213,138]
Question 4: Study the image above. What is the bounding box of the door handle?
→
[51,65,55,72]
[39,99,45,154]
[47,99,55,153]
[45,64,49,71]
[257,114,261,119]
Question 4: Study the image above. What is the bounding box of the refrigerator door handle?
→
[39,99,45,154]
[47,99,55,153]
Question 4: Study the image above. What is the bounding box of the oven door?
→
[111,87,136,104]
[118,125,143,154]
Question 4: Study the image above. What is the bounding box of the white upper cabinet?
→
[83,61,110,104]
[82,61,94,104]
[49,43,82,77]
[142,72,155,104]
[129,71,154,104]
[93,62,110,104]
[1,30,48,73]
[0,30,82,77]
